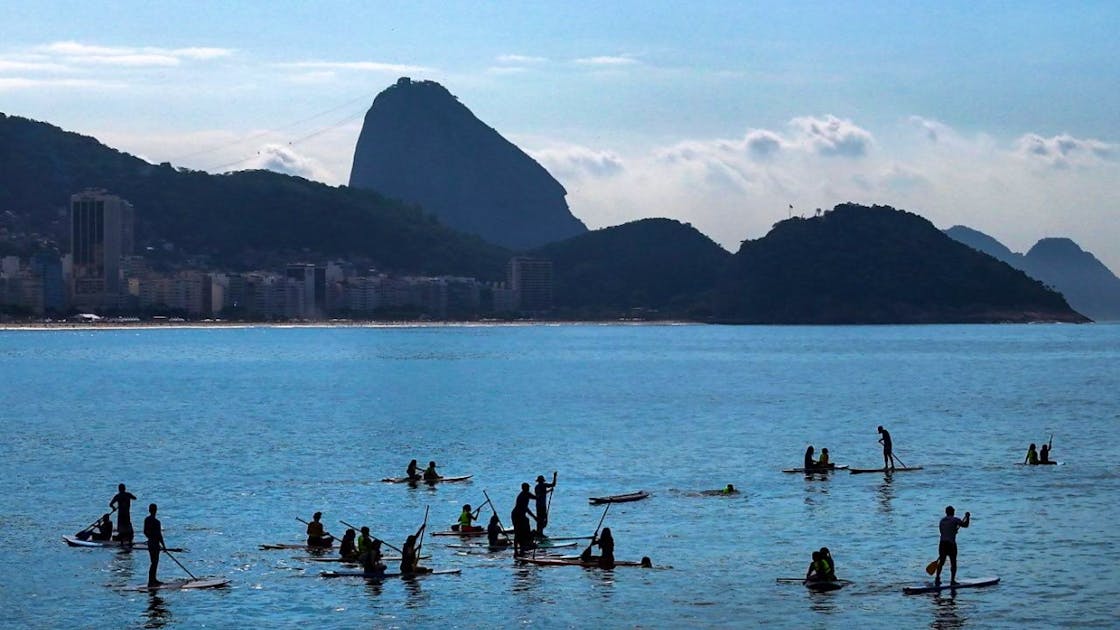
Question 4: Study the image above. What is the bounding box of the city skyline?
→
[2,1,1117,270]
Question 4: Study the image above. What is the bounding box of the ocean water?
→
[0,323,1117,629]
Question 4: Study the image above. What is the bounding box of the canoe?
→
[588,490,650,505]
[515,556,651,568]
[259,542,334,550]
[849,466,924,474]
[320,568,461,579]
[380,475,473,484]
[806,579,844,592]
[128,577,230,591]
[782,465,849,473]
[903,576,1000,595]
[63,536,184,552]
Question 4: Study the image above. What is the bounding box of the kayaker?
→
[360,537,385,575]
[338,528,357,559]
[534,472,557,537]
[819,547,836,579]
[456,504,483,532]
[109,484,137,547]
[934,505,971,585]
[400,524,431,575]
[406,459,420,481]
[487,514,510,548]
[580,527,615,569]
[92,513,114,541]
[805,550,828,582]
[143,503,163,587]
[817,448,831,468]
[1025,443,1039,465]
[803,446,816,470]
[511,482,537,555]
[306,512,334,548]
[877,426,895,470]
[423,461,440,482]
[1040,443,1052,464]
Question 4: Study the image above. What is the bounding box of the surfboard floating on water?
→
[902,576,999,594]
[849,466,924,474]
[128,577,230,591]
[588,490,650,504]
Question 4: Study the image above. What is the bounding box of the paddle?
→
[482,489,513,542]
[338,520,405,555]
[295,516,335,542]
[891,452,910,469]
[545,471,557,525]
[413,506,430,571]
[162,544,198,581]
[925,559,939,575]
[76,507,117,538]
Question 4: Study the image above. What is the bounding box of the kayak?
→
[806,579,844,592]
[588,491,650,505]
[380,475,473,484]
[128,577,230,591]
[782,465,849,473]
[63,536,184,552]
[903,576,1000,594]
[320,568,461,579]
[259,542,334,550]
[515,556,652,568]
[849,466,924,474]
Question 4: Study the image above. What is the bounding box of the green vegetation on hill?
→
[534,218,730,318]
[716,204,1087,324]
[0,113,510,278]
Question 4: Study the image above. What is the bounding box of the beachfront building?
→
[508,256,554,313]
[70,189,134,311]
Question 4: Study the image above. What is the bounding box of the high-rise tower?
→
[70,189,134,310]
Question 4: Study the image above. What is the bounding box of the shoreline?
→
[0,319,697,331]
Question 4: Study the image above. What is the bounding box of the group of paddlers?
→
[73,484,168,587]
[306,511,431,576]
[406,459,444,482]
[1024,436,1055,465]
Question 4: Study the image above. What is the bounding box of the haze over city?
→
[2,1,1116,270]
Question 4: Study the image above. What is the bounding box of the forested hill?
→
[716,204,1088,324]
[0,113,510,278]
[533,218,730,318]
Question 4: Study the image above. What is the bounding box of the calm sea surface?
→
[1,323,1118,629]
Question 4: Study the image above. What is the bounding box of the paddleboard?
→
[849,466,924,474]
[129,577,230,591]
[380,475,473,484]
[782,465,849,473]
[296,555,425,562]
[902,576,1000,594]
[515,556,651,568]
[320,568,461,579]
[259,543,334,550]
[63,536,183,552]
[806,580,844,592]
[588,490,650,504]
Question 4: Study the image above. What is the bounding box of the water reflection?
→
[363,578,384,598]
[877,473,895,514]
[803,476,830,508]
[402,576,429,609]
[143,593,170,629]
[512,565,540,594]
[930,591,964,629]
[807,591,837,614]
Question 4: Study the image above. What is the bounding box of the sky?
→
[2,1,1118,270]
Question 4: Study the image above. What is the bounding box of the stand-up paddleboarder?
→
[877,426,895,470]
[143,503,163,587]
[110,484,137,547]
[935,505,970,585]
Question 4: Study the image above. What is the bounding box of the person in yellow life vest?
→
[456,504,483,532]
[818,547,836,579]
[805,550,830,582]
[423,461,440,482]
[817,448,831,468]
[720,484,739,495]
[306,512,334,548]
[356,527,385,575]
[1024,443,1039,465]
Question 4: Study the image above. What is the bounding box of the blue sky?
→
[2,1,1118,269]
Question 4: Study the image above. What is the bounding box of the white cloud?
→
[788,115,873,157]
[1014,133,1115,169]
[0,60,74,74]
[574,55,638,66]
[496,54,547,64]
[34,41,234,67]
[530,145,625,180]
[0,77,122,91]
[280,60,434,74]
[239,144,332,181]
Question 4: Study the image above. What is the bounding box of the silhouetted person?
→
[818,448,831,468]
[819,547,836,579]
[339,529,357,559]
[935,505,971,585]
[581,527,615,569]
[1025,443,1039,465]
[406,459,420,481]
[805,550,827,582]
[1040,443,1052,464]
[93,514,114,541]
[877,426,894,470]
[143,503,163,587]
[721,484,738,495]
[110,484,137,546]
[400,523,431,575]
[487,514,509,548]
[360,535,385,575]
[423,461,440,482]
[306,512,333,547]
[511,482,537,555]
[534,472,557,536]
[804,446,815,470]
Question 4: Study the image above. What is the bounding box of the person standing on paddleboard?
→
[534,473,557,537]
[877,426,894,470]
[511,482,537,556]
[110,484,137,547]
[143,503,163,587]
[935,505,970,585]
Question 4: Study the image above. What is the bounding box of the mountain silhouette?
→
[0,113,509,277]
[348,78,587,249]
[946,226,1120,321]
[716,204,1087,324]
